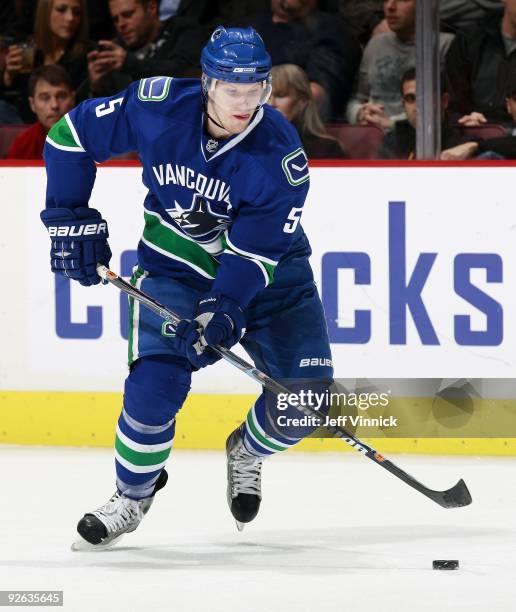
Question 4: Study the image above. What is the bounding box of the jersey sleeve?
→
[211,147,310,308]
[44,82,139,210]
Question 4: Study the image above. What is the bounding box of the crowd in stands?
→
[0,0,514,160]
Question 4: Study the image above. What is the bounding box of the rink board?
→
[1,162,516,454]
[2,390,516,455]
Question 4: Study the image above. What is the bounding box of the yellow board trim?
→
[2,391,516,455]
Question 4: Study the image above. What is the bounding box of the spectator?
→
[379,67,473,159]
[87,0,117,40]
[158,0,182,21]
[445,0,516,128]
[346,0,454,130]
[159,0,241,28]
[441,71,516,159]
[245,0,362,120]
[6,64,75,158]
[372,1,503,40]
[338,0,385,45]
[221,1,270,28]
[269,64,348,158]
[87,0,204,97]
[1,1,46,42]
[0,0,92,122]
[0,99,22,122]
[3,0,115,44]
[506,73,516,134]
[440,0,503,34]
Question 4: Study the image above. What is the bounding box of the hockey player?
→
[41,26,333,549]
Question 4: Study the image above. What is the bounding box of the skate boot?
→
[72,469,168,551]
[226,424,263,532]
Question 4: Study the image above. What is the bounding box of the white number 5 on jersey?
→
[283,207,303,233]
[95,97,124,117]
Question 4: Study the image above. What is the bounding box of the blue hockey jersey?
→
[44,77,311,308]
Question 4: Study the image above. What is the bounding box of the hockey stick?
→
[97,264,472,510]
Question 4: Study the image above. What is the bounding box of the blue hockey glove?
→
[173,319,221,369]
[40,207,111,286]
[173,294,246,369]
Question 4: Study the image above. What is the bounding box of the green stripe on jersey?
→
[220,234,276,284]
[143,211,218,278]
[47,116,81,148]
[261,261,276,284]
[142,211,277,285]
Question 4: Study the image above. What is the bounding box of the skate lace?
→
[229,446,262,497]
[92,492,145,536]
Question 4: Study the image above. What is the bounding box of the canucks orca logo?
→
[165,193,231,244]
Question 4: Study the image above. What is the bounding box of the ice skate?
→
[72,469,168,551]
[226,425,263,531]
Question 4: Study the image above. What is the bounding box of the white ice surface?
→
[1,446,515,612]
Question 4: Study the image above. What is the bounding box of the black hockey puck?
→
[432,560,459,570]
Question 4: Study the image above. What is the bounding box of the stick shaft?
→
[97,265,472,509]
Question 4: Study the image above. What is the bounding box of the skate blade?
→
[235,520,245,532]
[71,533,124,552]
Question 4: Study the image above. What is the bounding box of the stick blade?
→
[429,478,472,509]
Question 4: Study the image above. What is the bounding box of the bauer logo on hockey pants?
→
[299,358,333,368]
[48,223,108,237]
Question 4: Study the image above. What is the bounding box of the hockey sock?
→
[243,394,297,457]
[115,355,191,499]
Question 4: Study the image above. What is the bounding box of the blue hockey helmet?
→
[201,26,272,84]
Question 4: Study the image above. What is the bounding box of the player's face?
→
[507,93,516,124]
[269,87,302,122]
[208,81,265,135]
[384,0,416,37]
[49,0,82,42]
[109,0,157,48]
[401,78,417,128]
[29,79,76,131]
[402,79,449,129]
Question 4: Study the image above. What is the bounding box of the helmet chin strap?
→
[206,110,230,135]
[204,97,231,136]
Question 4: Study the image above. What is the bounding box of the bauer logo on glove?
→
[47,222,108,237]
[40,206,111,287]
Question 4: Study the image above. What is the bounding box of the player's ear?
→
[29,96,36,114]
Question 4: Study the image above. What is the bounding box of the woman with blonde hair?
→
[269,64,348,159]
[1,0,92,122]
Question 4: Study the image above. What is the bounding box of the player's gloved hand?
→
[173,294,246,369]
[40,207,111,286]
